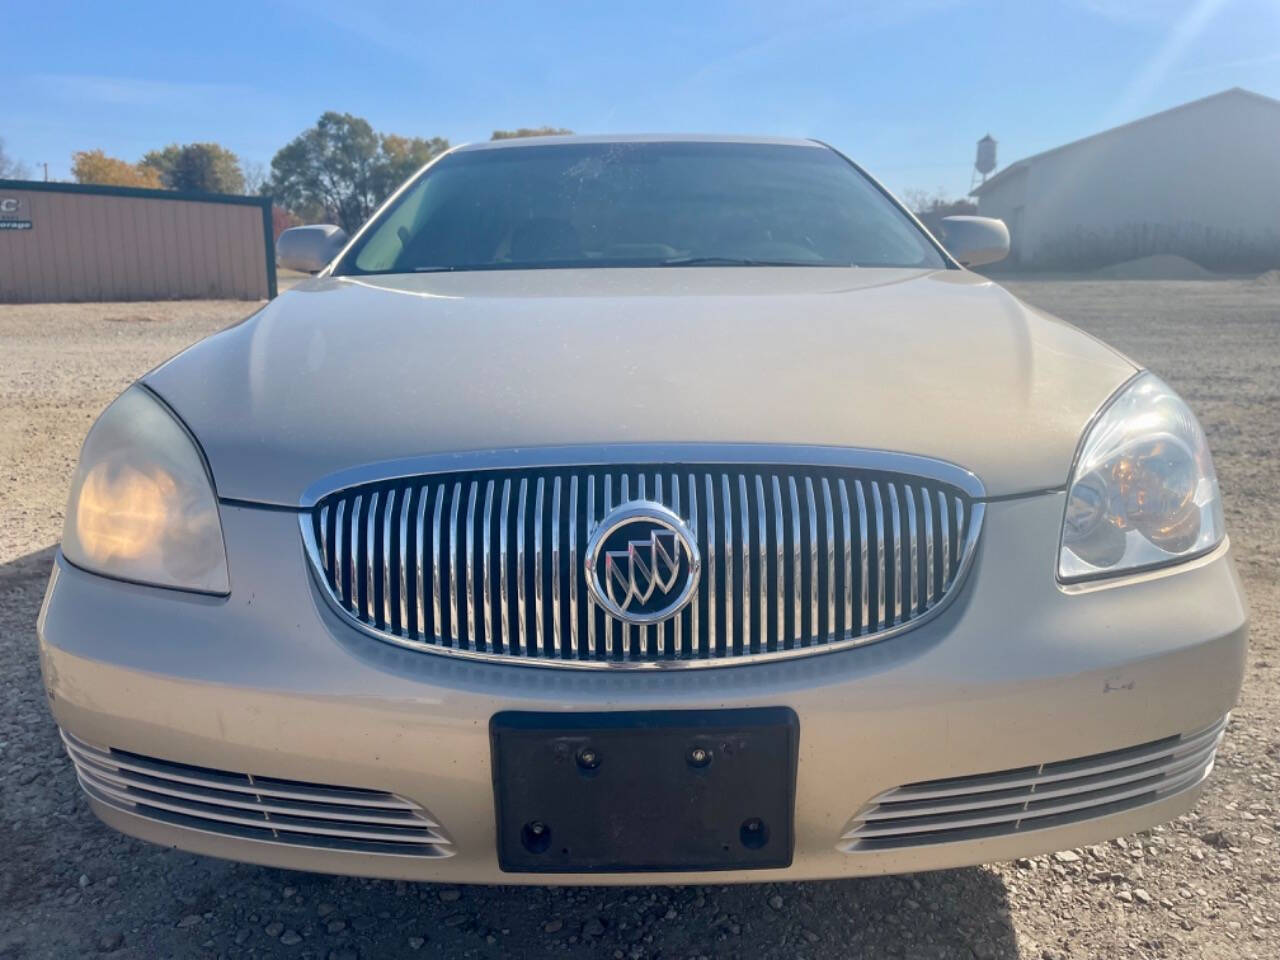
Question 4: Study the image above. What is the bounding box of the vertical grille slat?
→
[551,476,562,658]
[754,475,767,654]
[431,487,443,642]
[463,482,477,649]
[904,484,918,619]
[333,500,346,604]
[366,491,379,626]
[687,474,700,659]
[805,477,818,646]
[822,478,835,643]
[308,462,980,668]
[397,489,410,635]
[567,476,579,659]
[855,480,869,634]
[414,486,427,639]
[738,474,750,657]
[318,505,330,587]
[887,483,902,626]
[772,476,785,652]
[453,488,468,647]
[871,482,886,631]
[350,494,362,614]
[653,474,664,658]
[939,488,951,592]
[837,479,853,635]
[381,489,394,630]
[516,479,528,657]
[586,475,597,657]
[482,480,494,651]
[923,487,936,609]
[605,475,618,658]
[705,473,717,658]
[534,477,545,658]
[720,474,733,658]
[788,476,802,649]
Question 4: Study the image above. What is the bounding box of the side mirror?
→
[276,224,349,274]
[938,216,1010,268]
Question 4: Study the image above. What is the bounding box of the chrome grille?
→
[840,716,1227,851]
[303,460,982,668]
[63,732,452,857]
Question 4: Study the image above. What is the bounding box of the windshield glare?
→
[337,141,946,274]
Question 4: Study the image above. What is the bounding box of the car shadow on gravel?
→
[2,545,1020,959]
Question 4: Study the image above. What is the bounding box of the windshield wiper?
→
[658,256,847,267]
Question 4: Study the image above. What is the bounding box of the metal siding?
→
[227,206,253,299]
[978,92,1280,267]
[135,198,163,297]
[207,202,230,298]
[57,193,85,297]
[161,196,184,296]
[239,205,268,297]
[174,199,198,297]
[0,184,270,302]
[34,193,62,300]
[118,195,146,298]
[79,195,104,299]
[98,195,128,300]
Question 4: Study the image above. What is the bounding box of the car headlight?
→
[62,386,229,594]
[1059,373,1224,582]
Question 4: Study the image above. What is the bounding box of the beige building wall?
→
[0,182,275,303]
[974,89,1280,270]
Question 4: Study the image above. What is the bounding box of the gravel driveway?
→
[1,280,1277,959]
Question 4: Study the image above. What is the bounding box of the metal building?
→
[0,179,276,302]
[971,88,1280,271]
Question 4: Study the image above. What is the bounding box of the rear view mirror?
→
[938,216,1010,268]
[276,225,349,274]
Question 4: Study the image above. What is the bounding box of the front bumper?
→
[39,493,1247,883]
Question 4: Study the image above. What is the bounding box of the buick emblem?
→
[584,501,701,625]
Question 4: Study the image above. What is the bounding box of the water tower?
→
[971,134,997,191]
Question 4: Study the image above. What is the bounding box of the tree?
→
[374,133,449,202]
[490,127,573,140]
[241,160,269,196]
[0,137,29,179]
[141,142,245,194]
[269,112,449,232]
[271,205,301,241]
[71,150,163,189]
[901,188,977,218]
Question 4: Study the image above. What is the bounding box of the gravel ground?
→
[1,280,1277,959]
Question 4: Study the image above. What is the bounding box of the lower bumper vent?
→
[841,716,1227,851]
[62,731,452,857]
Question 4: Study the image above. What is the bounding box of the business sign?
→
[0,195,32,230]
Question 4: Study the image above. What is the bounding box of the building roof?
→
[970,87,1280,197]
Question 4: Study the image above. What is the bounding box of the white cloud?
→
[1068,0,1203,23]
[33,74,256,108]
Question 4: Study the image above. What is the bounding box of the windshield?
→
[335,141,947,275]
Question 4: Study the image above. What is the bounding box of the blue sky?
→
[4,0,1278,198]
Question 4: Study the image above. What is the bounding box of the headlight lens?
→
[62,386,229,594]
[1060,373,1224,581]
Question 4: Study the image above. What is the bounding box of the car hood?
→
[145,267,1136,505]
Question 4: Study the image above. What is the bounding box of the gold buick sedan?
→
[40,135,1246,883]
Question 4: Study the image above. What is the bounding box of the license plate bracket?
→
[490,707,798,873]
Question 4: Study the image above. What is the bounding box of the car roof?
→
[453,133,827,153]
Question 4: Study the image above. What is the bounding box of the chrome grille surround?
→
[840,716,1227,852]
[300,446,985,669]
[63,731,452,857]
